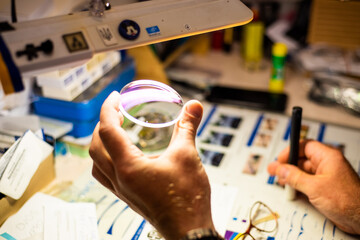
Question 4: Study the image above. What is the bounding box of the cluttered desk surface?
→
[170,49,360,130]
[1,49,360,240]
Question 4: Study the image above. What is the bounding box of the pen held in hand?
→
[286,106,302,201]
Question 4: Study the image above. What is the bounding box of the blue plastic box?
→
[33,58,136,137]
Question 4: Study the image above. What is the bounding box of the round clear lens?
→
[119,80,184,128]
[250,202,277,233]
[242,234,255,240]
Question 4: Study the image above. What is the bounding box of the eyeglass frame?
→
[233,201,279,240]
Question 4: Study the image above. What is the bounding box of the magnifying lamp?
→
[0,0,253,94]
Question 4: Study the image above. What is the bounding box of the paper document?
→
[0,192,99,240]
[0,130,53,199]
[44,201,98,240]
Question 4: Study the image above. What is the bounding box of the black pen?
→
[285,106,302,200]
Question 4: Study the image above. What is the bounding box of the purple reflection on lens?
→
[118,80,184,128]
[120,88,182,110]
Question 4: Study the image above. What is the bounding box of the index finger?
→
[302,140,341,169]
[100,91,123,127]
[98,91,134,160]
[277,139,315,163]
[277,139,335,168]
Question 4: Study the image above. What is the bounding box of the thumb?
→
[168,100,203,147]
[275,163,315,196]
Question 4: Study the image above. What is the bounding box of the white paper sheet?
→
[0,130,53,199]
[0,193,99,240]
[44,202,98,240]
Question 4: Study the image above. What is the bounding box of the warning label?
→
[62,32,89,53]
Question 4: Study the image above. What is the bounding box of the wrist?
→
[151,192,215,240]
[152,210,215,240]
[155,218,215,240]
[180,228,224,240]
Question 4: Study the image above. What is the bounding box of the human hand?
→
[267,139,360,235]
[89,92,214,240]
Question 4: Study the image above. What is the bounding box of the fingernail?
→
[186,101,202,118]
[280,167,289,179]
